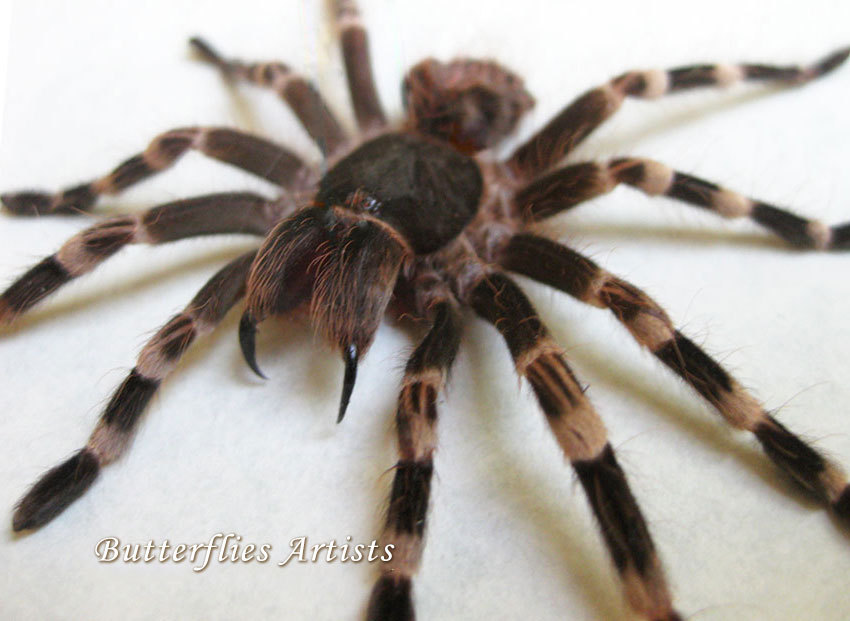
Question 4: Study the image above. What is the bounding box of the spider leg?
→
[334,0,387,134]
[11,250,256,532]
[367,296,462,621]
[189,38,349,157]
[1,127,313,216]
[516,158,850,250]
[500,233,850,521]
[0,192,280,325]
[468,271,679,621]
[506,47,850,180]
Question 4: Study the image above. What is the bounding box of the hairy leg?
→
[2,127,313,216]
[190,38,349,157]
[334,0,387,134]
[367,296,462,621]
[515,158,850,249]
[469,271,679,621]
[500,233,850,520]
[0,192,279,324]
[507,48,850,180]
[12,250,256,531]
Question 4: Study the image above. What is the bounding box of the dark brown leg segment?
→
[515,158,850,249]
[468,271,679,621]
[507,47,850,179]
[12,250,256,531]
[335,0,387,133]
[0,193,277,325]
[190,38,348,157]
[1,127,312,216]
[367,298,462,621]
[500,233,850,521]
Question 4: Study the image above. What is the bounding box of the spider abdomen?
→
[316,133,483,254]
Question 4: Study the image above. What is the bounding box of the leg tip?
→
[12,508,35,533]
[813,46,850,78]
[827,223,850,250]
[366,575,414,621]
[12,449,100,532]
[2,183,95,216]
[188,37,223,65]
[1,191,53,216]
[832,486,850,522]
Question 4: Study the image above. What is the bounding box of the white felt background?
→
[0,1,849,619]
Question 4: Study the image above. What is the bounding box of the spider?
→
[2,1,849,620]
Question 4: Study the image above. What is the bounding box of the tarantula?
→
[2,1,849,619]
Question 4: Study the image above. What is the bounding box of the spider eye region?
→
[403,58,535,153]
[316,133,483,254]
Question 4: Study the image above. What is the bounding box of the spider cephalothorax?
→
[2,2,849,620]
